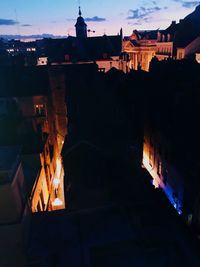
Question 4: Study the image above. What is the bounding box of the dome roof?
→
[75,6,87,27]
[76,16,86,25]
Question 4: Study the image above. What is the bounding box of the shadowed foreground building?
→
[1,56,200,266]
[0,146,28,266]
[141,59,200,231]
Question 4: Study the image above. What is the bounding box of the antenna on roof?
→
[87,29,95,37]
[78,0,82,16]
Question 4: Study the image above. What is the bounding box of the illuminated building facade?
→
[0,65,67,213]
[124,5,200,71]
[142,128,183,215]
[123,30,157,71]
[123,24,176,71]
[176,36,200,60]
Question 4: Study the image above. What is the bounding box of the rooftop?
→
[0,65,50,97]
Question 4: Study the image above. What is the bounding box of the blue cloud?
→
[172,0,200,8]
[85,16,106,22]
[0,19,18,25]
[21,24,32,27]
[127,6,162,20]
[0,33,67,40]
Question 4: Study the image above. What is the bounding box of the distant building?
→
[123,21,176,71]
[123,30,157,71]
[176,37,200,60]
[41,7,128,72]
[123,5,200,71]
[75,6,87,39]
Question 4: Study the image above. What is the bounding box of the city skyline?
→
[0,0,200,39]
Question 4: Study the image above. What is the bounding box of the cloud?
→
[127,6,162,20]
[172,0,200,8]
[0,19,18,25]
[85,16,106,22]
[21,24,32,27]
[127,3,169,26]
[0,33,67,40]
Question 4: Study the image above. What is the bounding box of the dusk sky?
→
[0,0,199,38]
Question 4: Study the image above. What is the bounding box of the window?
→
[35,104,45,115]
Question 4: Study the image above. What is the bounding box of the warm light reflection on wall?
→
[142,142,162,189]
[56,158,61,179]
[31,167,49,213]
[142,139,183,215]
[52,198,63,207]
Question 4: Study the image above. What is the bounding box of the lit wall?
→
[142,133,183,214]
[31,166,49,212]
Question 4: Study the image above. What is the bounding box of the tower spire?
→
[79,6,82,16]
[75,4,87,38]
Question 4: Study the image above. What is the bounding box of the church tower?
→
[75,6,87,38]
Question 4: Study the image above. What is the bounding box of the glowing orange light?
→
[142,151,161,189]
[56,158,61,178]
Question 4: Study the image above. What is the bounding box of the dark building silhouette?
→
[75,6,87,39]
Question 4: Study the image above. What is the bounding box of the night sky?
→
[0,0,199,38]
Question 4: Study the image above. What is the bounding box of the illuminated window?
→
[35,104,45,115]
